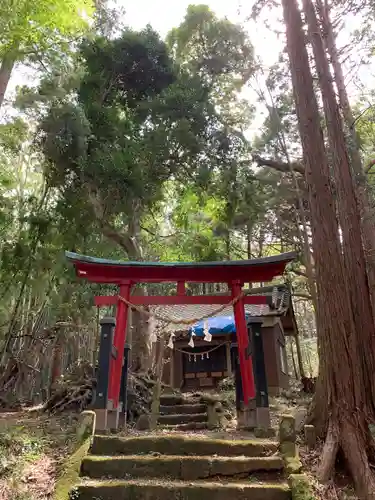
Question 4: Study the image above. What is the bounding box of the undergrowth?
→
[0,413,78,500]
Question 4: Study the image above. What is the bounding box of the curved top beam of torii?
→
[65,251,297,284]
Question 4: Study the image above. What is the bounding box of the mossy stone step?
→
[91,435,278,457]
[81,455,284,480]
[75,479,291,500]
[158,413,207,425]
[159,394,185,405]
[165,422,209,431]
[160,404,207,415]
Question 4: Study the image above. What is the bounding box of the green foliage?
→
[36,11,255,259]
[289,474,316,500]
[0,0,94,55]
[167,5,253,82]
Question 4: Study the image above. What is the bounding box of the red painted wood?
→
[232,281,256,404]
[73,260,289,284]
[177,281,185,296]
[107,283,131,409]
[94,294,268,307]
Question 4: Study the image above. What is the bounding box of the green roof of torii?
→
[66,251,297,284]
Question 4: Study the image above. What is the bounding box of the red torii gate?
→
[66,251,296,417]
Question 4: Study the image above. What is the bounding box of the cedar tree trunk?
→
[281,0,375,497]
[0,49,18,109]
[317,0,375,316]
[302,0,375,407]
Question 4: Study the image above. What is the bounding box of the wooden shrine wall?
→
[262,321,289,395]
[166,322,290,394]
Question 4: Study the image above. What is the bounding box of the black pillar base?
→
[231,321,271,431]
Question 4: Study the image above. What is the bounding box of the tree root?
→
[340,419,375,500]
[318,417,375,499]
[318,420,339,482]
[42,368,156,424]
[45,383,93,414]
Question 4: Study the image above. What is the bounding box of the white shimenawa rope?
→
[118,292,246,350]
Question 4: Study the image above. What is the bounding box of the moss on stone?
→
[75,411,95,443]
[75,479,291,500]
[53,438,91,500]
[91,434,278,457]
[288,474,316,500]
[82,454,182,479]
[81,454,284,481]
[207,402,221,430]
[254,427,276,439]
[199,392,221,404]
[159,394,184,406]
[53,410,96,500]
[280,441,297,458]
[284,456,302,475]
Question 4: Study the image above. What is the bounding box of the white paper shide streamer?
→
[149,316,158,343]
[188,325,196,348]
[203,320,212,342]
[168,332,175,349]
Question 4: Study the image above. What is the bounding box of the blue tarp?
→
[189,314,251,336]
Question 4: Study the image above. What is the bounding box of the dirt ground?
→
[0,409,79,500]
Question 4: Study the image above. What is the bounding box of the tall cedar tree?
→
[302,0,375,408]
[281,0,375,497]
[316,0,375,315]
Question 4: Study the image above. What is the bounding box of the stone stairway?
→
[74,434,292,500]
[157,393,210,431]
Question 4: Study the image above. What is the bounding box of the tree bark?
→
[289,338,299,379]
[282,1,375,497]
[0,51,16,109]
[87,185,142,259]
[302,0,375,409]
[294,333,305,379]
[150,337,165,430]
[316,0,375,317]
[87,186,151,371]
[49,328,63,396]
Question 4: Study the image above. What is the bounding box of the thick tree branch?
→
[86,185,141,259]
[99,222,141,259]
[253,154,305,175]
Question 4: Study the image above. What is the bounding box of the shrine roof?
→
[65,251,297,283]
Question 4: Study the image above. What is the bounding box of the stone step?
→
[160,394,185,406]
[81,455,284,480]
[160,404,207,415]
[75,479,291,500]
[158,413,207,425]
[91,435,278,457]
[164,422,209,431]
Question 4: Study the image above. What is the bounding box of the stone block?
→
[136,414,152,431]
[254,426,276,439]
[76,410,96,443]
[280,441,297,458]
[279,414,296,443]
